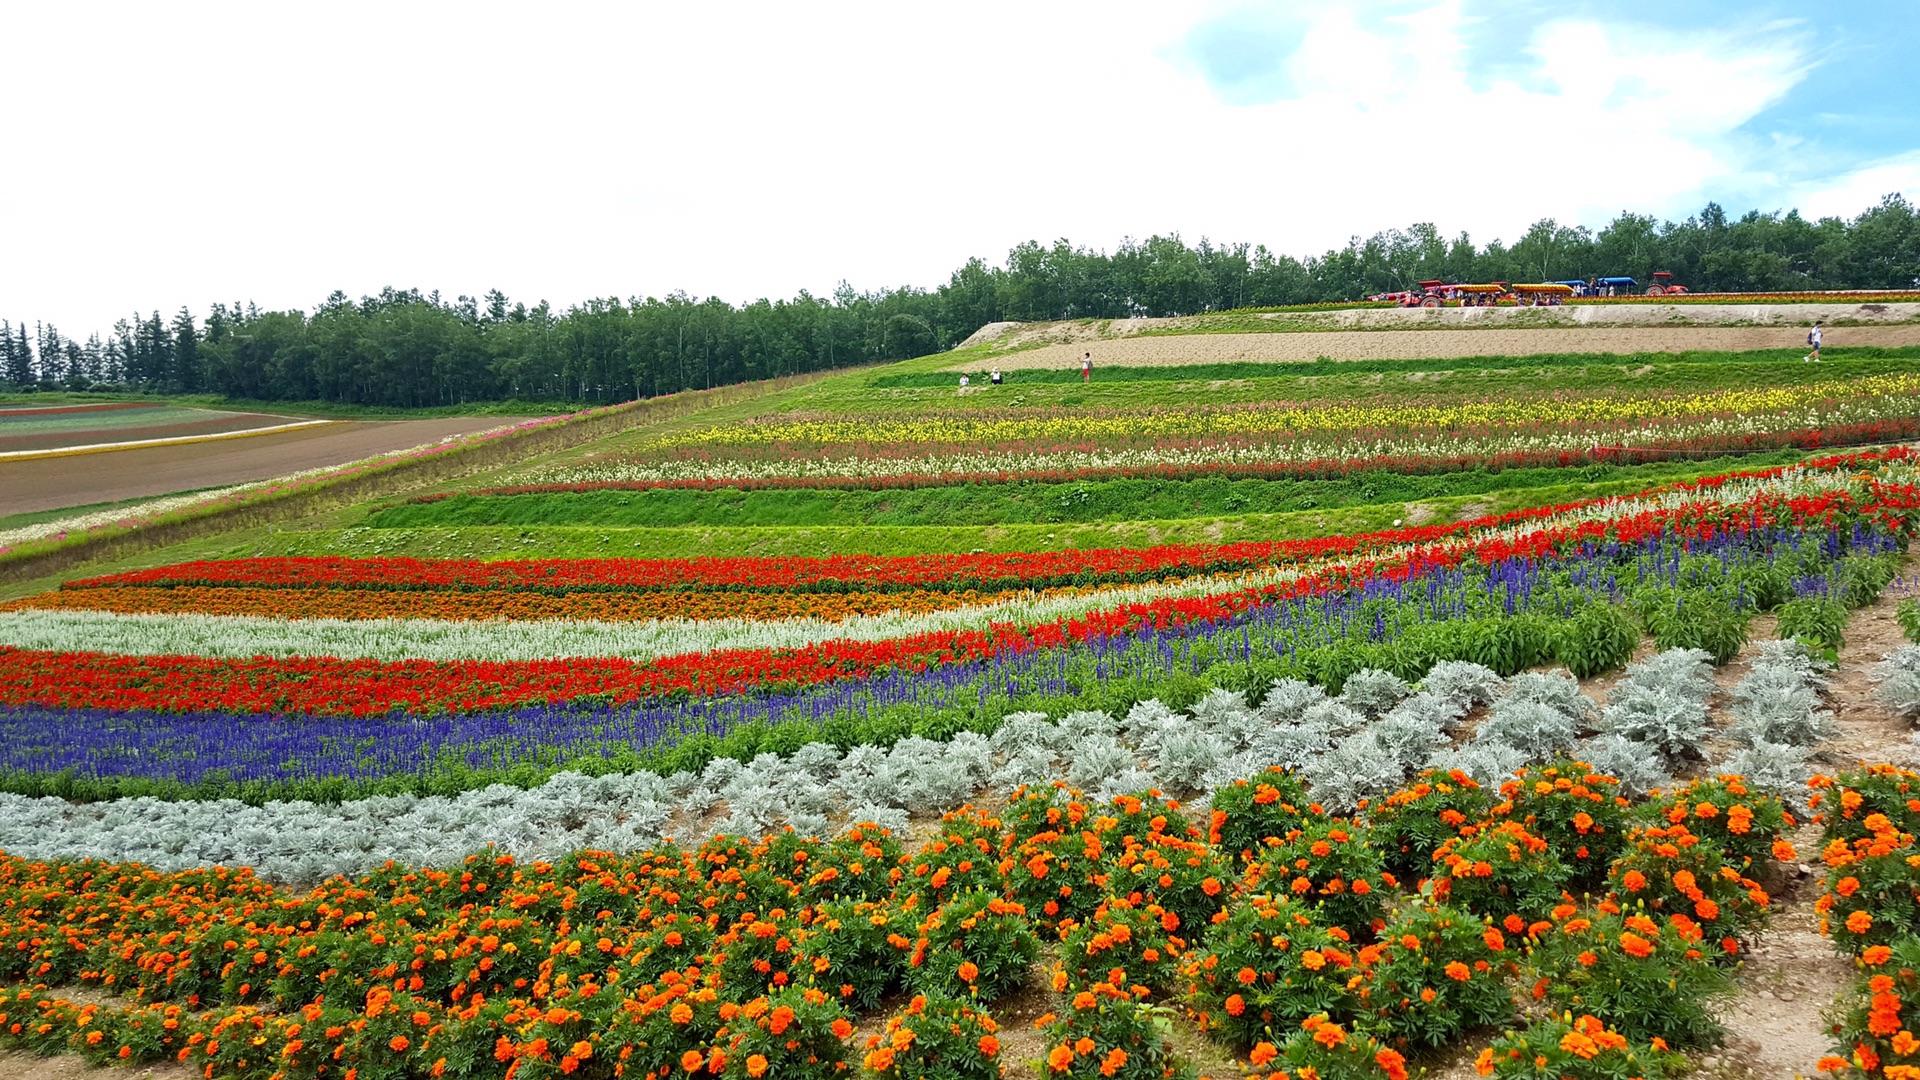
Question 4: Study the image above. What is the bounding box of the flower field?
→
[512,371,1920,493]
[6,343,1920,1079]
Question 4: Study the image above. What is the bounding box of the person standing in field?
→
[1081,352,1091,383]
[1804,320,1823,363]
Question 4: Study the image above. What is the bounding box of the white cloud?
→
[1791,152,1920,221]
[0,1,1879,340]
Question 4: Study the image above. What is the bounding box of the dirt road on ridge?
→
[0,417,524,518]
[954,323,1920,371]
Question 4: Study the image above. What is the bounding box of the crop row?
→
[0,482,1905,803]
[535,414,1920,488]
[0,637,1851,883]
[423,446,1813,499]
[650,374,1920,449]
[0,754,1846,1080]
[51,449,1909,599]
[0,585,1097,623]
[0,478,1894,718]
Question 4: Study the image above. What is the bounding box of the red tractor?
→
[1644,271,1687,296]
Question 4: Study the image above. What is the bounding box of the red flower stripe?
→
[1,482,1902,717]
[63,447,1912,598]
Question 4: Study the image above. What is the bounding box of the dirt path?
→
[958,301,1920,349]
[1700,590,1919,1079]
[0,1052,194,1080]
[0,417,525,518]
[954,323,1920,371]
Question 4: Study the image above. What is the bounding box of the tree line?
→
[4,195,1916,408]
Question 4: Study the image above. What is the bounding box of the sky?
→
[2,0,1917,338]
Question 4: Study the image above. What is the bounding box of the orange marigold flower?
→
[832,1019,853,1039]
[1560,1032,1598,1060]
[1312,1022,1346,1048]
[957,962,979,983]
[1301,950,1327,971]
[1849,911,1876,934]
[1047,1046,1074,1072]
[979,1036,1000,1057]
[1375,1048,1409,1080]
[1225,995,1246,1017]
[1619,932,1653,959]
[1445,961,1471,982]
[1248,1042,1278,1067]
[682,1050,705,1073]
[1867,945,1895,965]
[746,1056,769,1078]
[1237,967,1259,985]
[390,1036,410,1053]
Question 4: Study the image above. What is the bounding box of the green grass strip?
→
[367,455,1804,530]
[259,466,1768,561]
[866,346,1920,387]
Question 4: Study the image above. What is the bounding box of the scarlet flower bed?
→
[65,446,1917,600]
[1,583,1092,623]
[0,471,1911,718]
[0,478,1889,714]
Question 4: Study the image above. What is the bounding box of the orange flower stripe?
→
[1,583,1106,623]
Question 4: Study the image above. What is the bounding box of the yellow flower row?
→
[657,374,1920,448]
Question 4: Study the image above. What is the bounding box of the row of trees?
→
[5,196,1917,408]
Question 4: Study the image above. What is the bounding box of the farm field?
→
[0,416,526,518]
[0,402,323,457]
[5,322,1920,1080]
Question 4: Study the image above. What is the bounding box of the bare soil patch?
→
[956,324,1920,372]
[0,412,309,454]
[0,1051,196,1080]
[960,301,1920,355]
[0,418,524,518]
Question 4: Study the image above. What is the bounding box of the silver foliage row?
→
[0,648,1839,883]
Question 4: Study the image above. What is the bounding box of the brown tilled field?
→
[0,411,312,454]
[0,417,525,518]
[952,323,1920,371]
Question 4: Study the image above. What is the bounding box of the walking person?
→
[1805,320,1823,362]
[990,367,1002,386]
[1081,352,1091,383]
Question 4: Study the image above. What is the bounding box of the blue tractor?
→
[1551,273,1686,297]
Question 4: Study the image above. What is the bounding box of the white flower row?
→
[531,405,1885,485]
[0,484,267,550]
